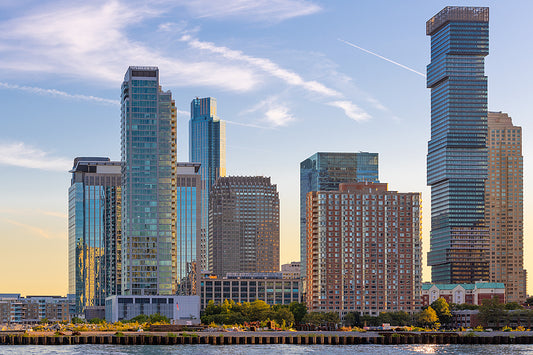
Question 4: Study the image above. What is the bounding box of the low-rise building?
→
[0,294,73,324]
[281,262,301,280]
[105,295,200,325]
[200,272,300,309]
[421,282,505,306]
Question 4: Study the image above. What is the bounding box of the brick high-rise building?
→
[306,182,422,316]
[209,176,279,277]
[486,112,526,302]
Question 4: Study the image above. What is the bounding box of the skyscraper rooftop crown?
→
[426,6,489,35]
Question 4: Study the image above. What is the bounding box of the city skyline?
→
[0,1,532,296]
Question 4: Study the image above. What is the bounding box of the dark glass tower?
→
[426,7,489,283]
[300,152,379,290]
[189,97,226,272]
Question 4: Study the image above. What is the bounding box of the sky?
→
[0,0,532,297]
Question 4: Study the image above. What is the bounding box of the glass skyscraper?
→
[189,97,226,272]
[426,7,490,283]
[121,66,177,295]
[300,152,379,290]
[176,162,201,295]
[68,157,121,315]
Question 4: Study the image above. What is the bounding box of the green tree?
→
[417,307,438,328]
[149,313,170,324]
[88,317,105,324]
[525,297,533,307]
[272,307,295,325]
[289,302,307,324]
[504,302,524,310]
[129,314,150,323]
[71,317,85,324]
[479,298,505,328]
[344,312,361,327]
[431,297,452,325]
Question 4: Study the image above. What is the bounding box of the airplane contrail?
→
[338,38,426,78]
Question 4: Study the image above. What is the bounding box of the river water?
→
[1,344,533,354]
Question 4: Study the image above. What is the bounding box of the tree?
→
[289,302,307,324]
[525,297,533,307]
[479,298,505,328]
[88,317,105,324]
[344,312,361,327]
[417,307,438,328]
[272,307,295,325]
[71,317,85,324]
[505,302,524,310]
[431,297,452,325]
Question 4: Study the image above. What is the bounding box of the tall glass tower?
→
[300,152,379,291]
[176,162,201,295]
[68,157,121,315]
[189,97,226,272]
[121,66,177,295]
[426,7,489,283]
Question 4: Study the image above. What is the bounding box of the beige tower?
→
[486,112,526,302]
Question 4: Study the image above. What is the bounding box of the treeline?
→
[201,300,306,325]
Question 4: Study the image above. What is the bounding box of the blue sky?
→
[0,0,531,296]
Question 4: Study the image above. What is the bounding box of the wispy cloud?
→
[181,35,341,98]
[242,97,296,127]
[179,0,321,22]
[0,82,118,105]
[0,142,71,172]
[328,101,370,122]
[338,38,426,78]
[0,1,259,92]
[2,218,53,239]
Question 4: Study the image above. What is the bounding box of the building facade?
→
[281,262,301,280]
[421,282,505,306]
[68,157,122,315]
[189,97,226,272]
[306,182,422,316]
[209,176,279,277]
[105,295,200,324]
[199,273,299,309]
[121,66,177,295]
[426,7,490,283]
[300,152,379,293]
[486,112,526,302]
[176,163,202,296]
[0,294,73,324]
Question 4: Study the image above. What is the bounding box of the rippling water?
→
[1,344,533,355]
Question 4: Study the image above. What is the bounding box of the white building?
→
[105,295,200,324]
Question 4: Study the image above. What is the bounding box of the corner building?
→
[121,66,177,295]
[300,152,378,294]
[189,97,226,272]
[209,176,279,277]
[426,7,490,283]
[68,157,122,315]
[306,182,422,316]
[486,112,526,302]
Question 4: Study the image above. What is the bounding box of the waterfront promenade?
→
[3,330,533,346]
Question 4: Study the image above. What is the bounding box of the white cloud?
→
[2,218,53,239]
[179,0,321,22]
[0,82,118,105]
[181,35,341,98]
[241,97,295,127]
[0,142,71,172]
[0,1,258,92]
[328,101,370,122]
